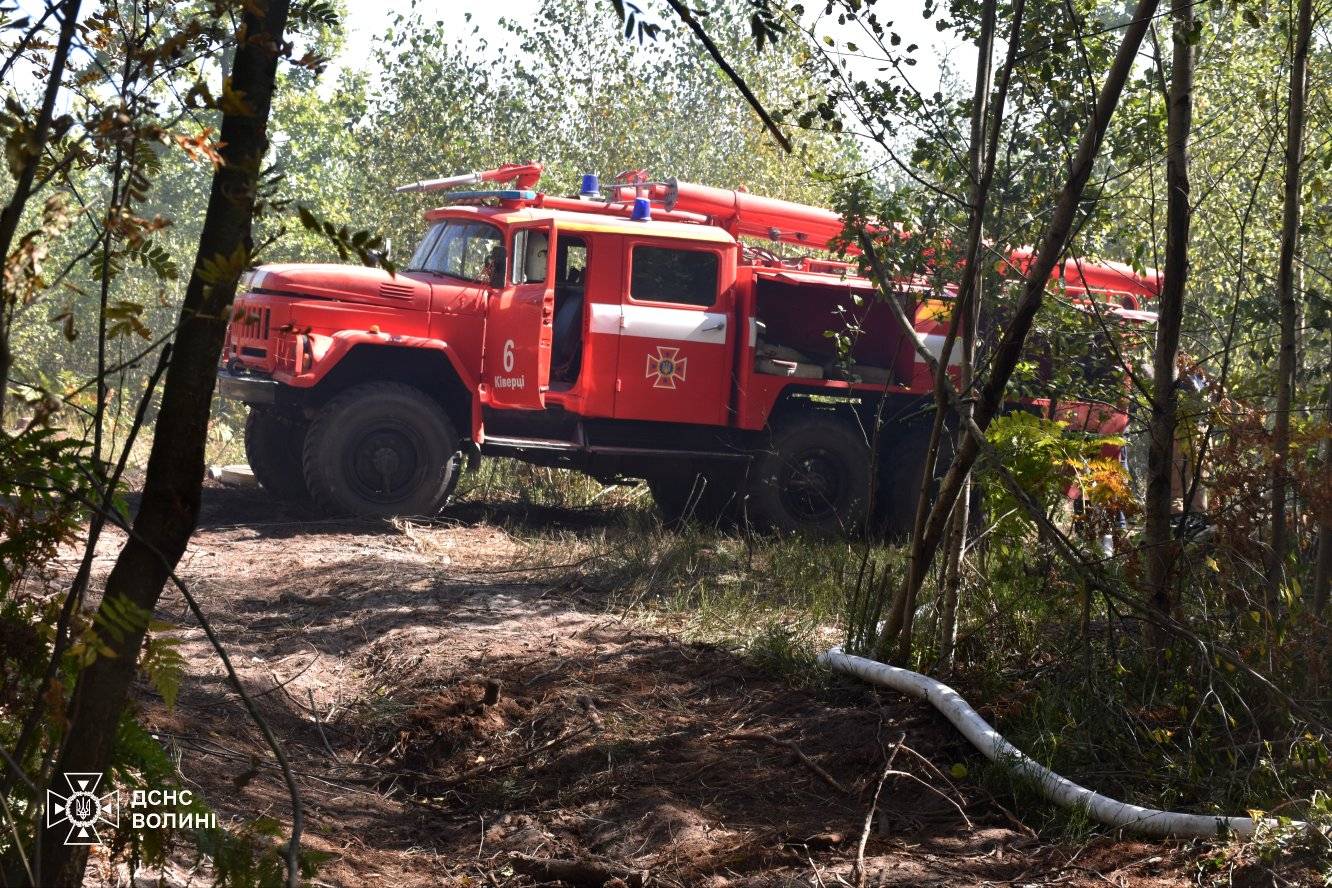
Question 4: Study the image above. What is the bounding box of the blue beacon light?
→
[631,197,652,221]
[579,173,601,198]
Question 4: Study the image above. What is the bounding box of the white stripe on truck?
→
[589,303,727,344]
[915,332,962,366]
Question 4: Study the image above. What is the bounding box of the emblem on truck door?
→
[646,346,687,389]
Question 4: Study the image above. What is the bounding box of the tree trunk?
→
[1314,378,1332,614]
[0,0,81,426]
[35,3,290,884]
[939,0,998,670]
[938,495,967,667]
[881,0,1162,659]
[1268,0,1314,613]
[877,0,1027,662]
[1143,0,1195,635]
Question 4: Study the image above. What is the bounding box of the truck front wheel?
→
[746,417,871,536]
[244,407,310,501]
[303,382,460,517]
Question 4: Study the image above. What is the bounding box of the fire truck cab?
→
[218,165,1158,535]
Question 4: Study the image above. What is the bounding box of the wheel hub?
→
[371,446,401,476]
[348,426,423,503]
[780,448,843,522]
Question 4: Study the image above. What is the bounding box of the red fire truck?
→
[217,163,1158,535]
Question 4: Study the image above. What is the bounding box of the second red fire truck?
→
[217,163,1157,535]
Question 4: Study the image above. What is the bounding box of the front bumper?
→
[217,369,279,405]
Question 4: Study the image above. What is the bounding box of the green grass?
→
[503,506,898,692]
[481,468,1330,853]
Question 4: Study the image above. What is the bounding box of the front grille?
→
[237,305,271,340]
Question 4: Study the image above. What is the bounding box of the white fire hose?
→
[820,646,1306,838]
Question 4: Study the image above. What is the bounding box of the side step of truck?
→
[480,434,749,473]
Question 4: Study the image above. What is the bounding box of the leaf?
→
[127,239,179,281]
[219,78,255,117]
[142,632,186,711]
[196,242,251,286]
[106,300,152,340]
[294,205,393,271]
[50,307,78,342]
[290,0,341,30]
[172,127,225,166]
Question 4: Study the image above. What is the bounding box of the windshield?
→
[407,220,503,284]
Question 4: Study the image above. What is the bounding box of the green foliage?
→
[1244,790,1332,880]
[290,0,342,31]
[140,623,186,711]
[982,411,1131,544]
[0,598,57,727]
[259,0,858,268]
[0,3,352,883]
[125,239,180,282]
[295,205,395,273]
[0,429,94,596]
[91,594,151,650]
[531,505,862,688]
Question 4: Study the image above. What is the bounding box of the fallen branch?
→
[727,731,849,795]
[253,655,320,699]
[891,742,968,808]
[308,689,339,762]
[508,852,647,888]
[422,725,591,793]
[879,769,973,829]
[855,733,904,888]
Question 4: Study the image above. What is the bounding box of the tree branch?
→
[663,0,792,153]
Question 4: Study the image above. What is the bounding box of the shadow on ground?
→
[115,484,1204,887]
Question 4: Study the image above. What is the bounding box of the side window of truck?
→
[630,246,718,308]
[512,229,550,284]
[560,239,587,284]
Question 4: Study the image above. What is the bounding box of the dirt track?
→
[69,485,1224,886]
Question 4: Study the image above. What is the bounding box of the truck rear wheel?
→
[303,382,460,517]
[647,470,742,528]
[244,407,310,501]
[746,417,871,536]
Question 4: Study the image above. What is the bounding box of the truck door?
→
[612,240,733,426]
[481,223,555,410]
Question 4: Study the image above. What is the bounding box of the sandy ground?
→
[58,485,1292,887]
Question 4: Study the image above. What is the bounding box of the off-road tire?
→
[646,469,743,529]
[302,382,459,517]
[244,407,310,501]
[746,416,871,536]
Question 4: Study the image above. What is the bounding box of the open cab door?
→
[481,223,555,410]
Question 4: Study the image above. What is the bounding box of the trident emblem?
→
[47,772,119,846]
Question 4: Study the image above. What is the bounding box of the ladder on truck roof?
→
[395,163,1161,303]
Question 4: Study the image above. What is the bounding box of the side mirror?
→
[489,245,507,288]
